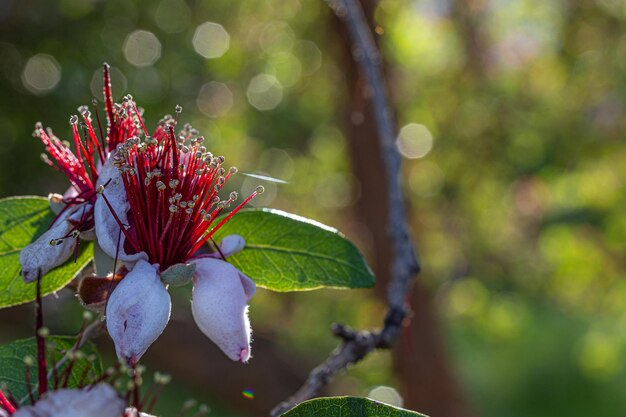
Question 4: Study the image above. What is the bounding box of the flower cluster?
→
[19,64,138,282]
[19,64,263,367]
[95,98,262,365]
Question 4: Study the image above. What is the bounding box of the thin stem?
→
[35,273,47,396]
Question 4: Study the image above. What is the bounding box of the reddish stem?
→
[35,274,48,396]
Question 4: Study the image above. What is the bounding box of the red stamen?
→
[208,190,259,237]
[0,389,15,414]
[103,63,117,151]
[115,118,261,269]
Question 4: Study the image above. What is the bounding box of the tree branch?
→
[270,0,420,415]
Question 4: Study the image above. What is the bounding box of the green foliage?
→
[213,209,375,291]
[0,197,93,308]
[280,397,427,417]
[0,336,102,404]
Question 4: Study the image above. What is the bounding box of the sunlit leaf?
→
[0,336,102,404]
[212,208,375,291]
[0,196,93,308]
[280,397,427,417]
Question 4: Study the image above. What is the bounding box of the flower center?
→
[112,103,262,270]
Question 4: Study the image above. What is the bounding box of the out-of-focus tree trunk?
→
[451,0,491,77]
[335,1,474,416]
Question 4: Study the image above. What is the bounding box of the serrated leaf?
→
[0,196,93,308]
[280,397,428,417]
[0,336,102,404]
[212,209,375,292]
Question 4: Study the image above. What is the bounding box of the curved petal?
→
[94,155,147,270]
[106,259,170,364]
[68,202,96,240]
[191,258,256,362]
[19,207,77,283]
[13,383,125,417]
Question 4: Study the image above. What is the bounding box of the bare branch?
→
[271,0,420,415]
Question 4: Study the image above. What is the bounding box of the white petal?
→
[20,207,77,283]
[106,259,170,364]
[218,234,245,258]
[68,202,96,240]
[94,154,147,270]
[62,186,79,200]
[13,383,125,417]
[191,258,256,362]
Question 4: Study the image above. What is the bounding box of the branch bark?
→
[270,1,420,415]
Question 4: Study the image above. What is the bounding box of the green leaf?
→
[0,196,93,308]
[212,209,375,291]
[280,397,428,417]
[0,336,103,404]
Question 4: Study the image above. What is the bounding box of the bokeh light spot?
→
[123,30,162,67]
[295,40,322,76]
[193,22,230,59]
[396,123,433,159]
[315,173,354,209]
[246,74,283,111]
[155,0,191,33]
[578,331,621,379]
[367,386,403,408]
[197,81,233,118]
[21,54,61,95]
[259,22,295,53]
[409,161,445,198]
[267,51,302,87]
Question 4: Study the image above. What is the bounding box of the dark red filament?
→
[114,113,259,270]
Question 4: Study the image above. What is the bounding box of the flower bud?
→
[160,263,196,287]
[218,234,245,258]
[12,383,125,417]
[191,258,256,362]
[94,154,148,271]
[47,193,65,215]
[106,259,171,364]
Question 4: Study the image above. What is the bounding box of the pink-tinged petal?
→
[191,258,255,362]
[95,155,147,270]
[218,234,245,258]
[13,383,125,417]
[106,259,170,364]
[20,207,77,283]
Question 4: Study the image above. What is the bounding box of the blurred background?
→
[1,0,626,416]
